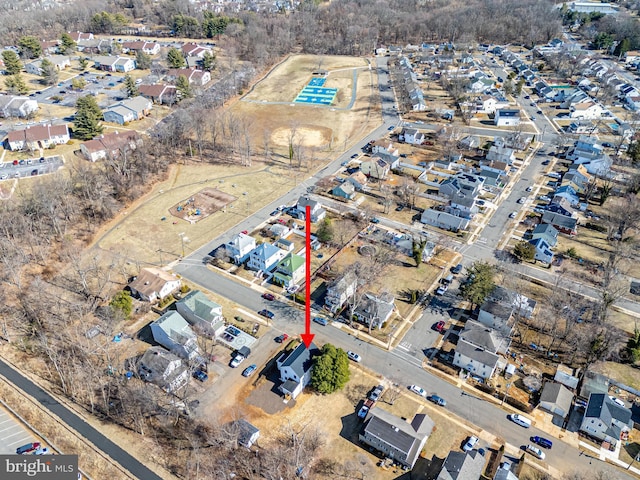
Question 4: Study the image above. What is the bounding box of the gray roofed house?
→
[295,195,326,222]
[0,95,38,118]
[539,382,574,419]
[531,223,559,247]
[353,292,396,329]
[137,346,189,393]
[103,96,152,125]
[421,209,470,232]
[128,267,181,303]
[332,181,356,200]
[459,320,511,354]
[359,407,434,469]
[541,210,578,235]
[175,290,224,336]
[494,463,519,480]
[477,300,513,331]
[580,393,633,446]
[276,342,320,399]
[225,233,256,265]
[150,311,200,360]
[229,419,260,448]
[453,339,500,380]
[437,450,486,480]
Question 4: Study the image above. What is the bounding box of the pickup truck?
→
[358,399,375,418]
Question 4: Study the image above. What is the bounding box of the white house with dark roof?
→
[360,157,391,180]
[247,243,286,272]
[453,339,500,380]
[103,96,152,125]
[176,290,224,336]
[276,342,320,399]
[137,346,189,393]
[494,109,520,126]
[150,311,200,360]
[359,408,434,469]
[128,267,181,303]
[580,393,632,447]
[325,271,357,313]
[229,419,260,448]
[93,55,136,72]
[420,209,470,232]
[5,123,70,151]
[121,41,160,55]
[459,320,511,355]
[529,237,554,264]
[25,55,71,75]
[80,130,142,162]
[225,233,256,265]
[294,195,326,222]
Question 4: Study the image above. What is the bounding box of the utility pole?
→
[178,232,188,258]
[501,382,512,406]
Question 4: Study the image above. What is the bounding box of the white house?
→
[494,109,520,126]
[353,292,396,329]
[79,130,142,162]
[128,267,181,303]
[103,96,152,125]
[570,102,604,120]
[93,55,136,72]
[276,342,320,399]
[150,311,200,360]
[325,271,357,313]
[580,393,632,447]
[0,95,38,118]
[175,290,224,336]
[121,41,161,55]
[246,243,286,272]
[401,128,425,145]
[294,195,326,222]
[166,68,211,86]
[25,55,71,74]
[453,339,500,380]
[138,346,189,393]
[5,124,69,151]
[360,158,390,179]
[225,233,256,264]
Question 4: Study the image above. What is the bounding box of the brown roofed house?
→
[128,268,182,303]
[80,131,143,162]
[138,84,178,105]
[5,124,70,151]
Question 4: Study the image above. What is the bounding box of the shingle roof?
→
[456,340,499,368]
[540,382,573,415]
[177,290,222,323]
[363,408,433,466]
[279,342,319,378]
[437,450,485,480]
[128,267,179,298]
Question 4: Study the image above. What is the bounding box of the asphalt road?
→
[0,358,164,480]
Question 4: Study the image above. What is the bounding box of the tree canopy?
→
[59,33,77,55]
[459,261,496,308]
[513,240,536,262]
[167,48,186,68]
[73,95,103,140]
[1,50,22,75]
[175,75,192,99]
[4,74,28,95]
[123,74,139,98]
[310,344,350,394]
[316,217,333,243]
[135,50,152,70]
[109,291,133,319]
[17,36,42,59]
[39,59,59,86]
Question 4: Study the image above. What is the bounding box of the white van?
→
[509,414,532,428]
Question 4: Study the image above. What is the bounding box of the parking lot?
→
[0,155,64,181]
[0,406,38,454]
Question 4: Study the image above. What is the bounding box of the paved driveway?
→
[0,406,37,454]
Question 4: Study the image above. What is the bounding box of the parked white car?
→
[409,385,426,397]
[463,436,479,452]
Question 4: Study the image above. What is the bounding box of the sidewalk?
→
[580,440,640,476]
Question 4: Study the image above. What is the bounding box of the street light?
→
[178,232,189,258]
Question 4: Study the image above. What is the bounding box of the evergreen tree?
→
[78,57,88,70]
[316,217,333,243]
[459,261,496,309]
[59,33,77,55]
[17,36,42,59]
[310,344,350,394]
[201,51,216,72]
[73,95,104,140]
[513,240,536,262]
[39,59,58,85]
[109,291,133,319]
[1,50,22,75]
[4,74,28,94]
[135,50,152,70]
[123,74,139,97]
[175,75,192,99]
[614,38,630,59]
[166,47,185,68]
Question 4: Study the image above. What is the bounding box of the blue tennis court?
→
[294,78,337,105]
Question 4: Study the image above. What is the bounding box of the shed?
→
[539,382,574,419]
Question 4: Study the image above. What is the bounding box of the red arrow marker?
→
[301,204,315,349]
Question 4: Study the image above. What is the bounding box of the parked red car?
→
[434,321,446,333]
[262,293,275,301]
[275,334,289,343]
